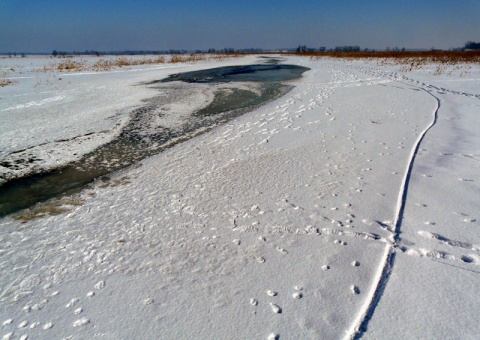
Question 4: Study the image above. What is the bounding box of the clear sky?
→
[1,0,479,52]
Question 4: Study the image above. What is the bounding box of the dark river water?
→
[0,61,309,217]
[157,64,310,83]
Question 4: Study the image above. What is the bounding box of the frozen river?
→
[0,61,308,216]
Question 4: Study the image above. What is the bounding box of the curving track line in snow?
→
[345,85,441,339]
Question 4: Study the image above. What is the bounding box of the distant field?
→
[290,51,480,73]
[287,50,480,63]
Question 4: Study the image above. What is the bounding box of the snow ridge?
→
[346,86,441,339]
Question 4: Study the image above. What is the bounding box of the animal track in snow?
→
[257,256,266,263]
[19,275,40,291]
[17,321,28,328]
[73,317,90,327]
[399,244,479,266]
[143,298,154,305]
[43,323,53,330]
[269,303,282,314]
[460,255,474,263]
[29,322,39,329]
[417,231,478,251]
[292,291,303,299]
[66,298,79,308]
[94,280,105,290]
[323,223,394,244]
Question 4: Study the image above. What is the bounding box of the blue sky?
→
[1,0,478,52]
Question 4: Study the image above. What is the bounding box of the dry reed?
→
[0,79,16,87]
[36,53,240,74]
[294,51,480,72]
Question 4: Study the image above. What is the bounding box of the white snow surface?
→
[1,55,479,339]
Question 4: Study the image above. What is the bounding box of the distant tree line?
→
[296,45,326,53]
[385,47,406,52]
[464,41,480,50]
[52,50,80,57]
[6,52,26,58]
[48,48,267,57]
[296,45,365,53]
[334,45,361,52]
[207,48,263,53]
[294,45,419,53]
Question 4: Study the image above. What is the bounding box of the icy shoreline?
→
[1,56,479,339]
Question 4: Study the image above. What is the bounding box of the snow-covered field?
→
[1,55,479,339]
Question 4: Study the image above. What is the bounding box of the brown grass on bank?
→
[0,78,17,87]
[36,53,241,74]
[56,60,88,71]
[91,56,166,71]
[170,54,206,63]
[0,70,17,87]
[40,60,88,73]
[290,51,480,72]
